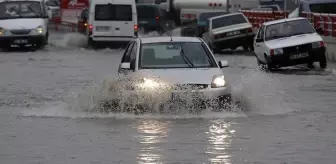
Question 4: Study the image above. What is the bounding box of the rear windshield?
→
[199,12,227,22]
[211,14,247,29]
[309,3,336,13]
[137,5,159,18]
[94,4,132,21]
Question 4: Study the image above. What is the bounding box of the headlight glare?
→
[36,25,43,34]
[211,75,226,88]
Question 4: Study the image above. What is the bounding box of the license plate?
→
[96,26,109,31]
[290,52,309,60]
[139,21,148,24]
[13,39,28,44]
[226,31,241,36]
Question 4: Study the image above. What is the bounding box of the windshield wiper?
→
[180,46,194,68]
[27,6,40,17]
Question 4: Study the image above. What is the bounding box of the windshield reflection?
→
[136,120,170,164]
[206,120,235,164]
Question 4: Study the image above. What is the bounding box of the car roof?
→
[209,12,245,20]
[139,37,202,44]
[263,17,307,26]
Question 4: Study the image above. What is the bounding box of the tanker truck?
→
[151,0,259,26]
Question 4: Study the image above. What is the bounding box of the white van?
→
[0,0,51,49]
[87,0,138,48]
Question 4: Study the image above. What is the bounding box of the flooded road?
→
[1,33,336,164]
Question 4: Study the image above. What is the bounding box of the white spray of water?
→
[231,68,296,115]
[49,32,88,48]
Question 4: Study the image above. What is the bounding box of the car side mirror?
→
[316,27,324,35]
[218,60,229,68]
[120,62,131,69]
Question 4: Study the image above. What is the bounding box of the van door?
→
[93,4,134,37]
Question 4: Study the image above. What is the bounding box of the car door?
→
[118,41,135,75]
[254,25,266,62]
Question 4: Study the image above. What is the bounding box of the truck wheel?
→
[319,53,327,69]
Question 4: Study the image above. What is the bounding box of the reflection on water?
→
[206,120,235,164]
[135,120,170,164]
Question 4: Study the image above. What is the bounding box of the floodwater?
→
[0,32,336,164]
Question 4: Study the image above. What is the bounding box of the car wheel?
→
[319,53,327,69]
[45,32,49,45]
[256,56,266,70]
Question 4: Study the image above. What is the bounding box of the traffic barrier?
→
[240,10,289,29]
[48,19,78,33]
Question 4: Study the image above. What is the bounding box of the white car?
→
[253,17,327,70]
[0,0,51,49]
[101,36,232,114]
[202,13,255,53]
[87,0,138,48]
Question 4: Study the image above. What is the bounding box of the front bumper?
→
[266,47,326,67]
[114,85,232,107]
[0,35,45,48]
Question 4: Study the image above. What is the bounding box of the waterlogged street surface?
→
[1,32,336,164]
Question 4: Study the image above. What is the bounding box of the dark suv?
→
[136,4,174,34]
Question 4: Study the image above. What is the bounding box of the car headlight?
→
[312,41,324,48]
[211,75,226,88]
[36,25,43,34]
[0,27,5,36]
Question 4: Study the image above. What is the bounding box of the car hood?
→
[265,33,323,49]
[212,23,251,35]
[133,68,224,85]
[0,19,43,29]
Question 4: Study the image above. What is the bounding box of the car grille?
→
[171,84,209,90]
[283,43,312,55]
[10,29,31,35]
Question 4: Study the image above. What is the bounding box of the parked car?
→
[202,13,255,52]
[253,17,327,70]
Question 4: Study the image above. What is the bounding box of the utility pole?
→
[284,0,287,18]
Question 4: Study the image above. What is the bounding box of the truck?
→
[150,0,260,26]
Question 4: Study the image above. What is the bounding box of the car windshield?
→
[139,42,216,69]
[0,1,42,19]
[309,2,336,13]
[199,12,227,22]
[211,14,247,29]
[137,5,159,19]
[265,19,315,41]
[94,4,132,21]
[46,0,59,7]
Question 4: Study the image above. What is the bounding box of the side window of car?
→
[130,42,137,70]
[121,42,134,63]
[257,25,265,40]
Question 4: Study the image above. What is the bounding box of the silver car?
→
[101,36,231,113]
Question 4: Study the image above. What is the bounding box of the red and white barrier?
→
[240,10,336,38]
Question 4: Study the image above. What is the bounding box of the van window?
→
[137,5,159,18]
[94,4,132,21]
[0,1,42,19]
[211,14,247,29]
[309,3,336,13]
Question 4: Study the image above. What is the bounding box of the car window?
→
[137,5,159,19]
[122,42,135,63]
[0,1,43,19]
[211,14,247,29]
[139,42,217,69]
[265,19,315,41]
[257,25,265,39]
[94,4,132,21]
[199,12,227,22]
[309,2,336,13]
